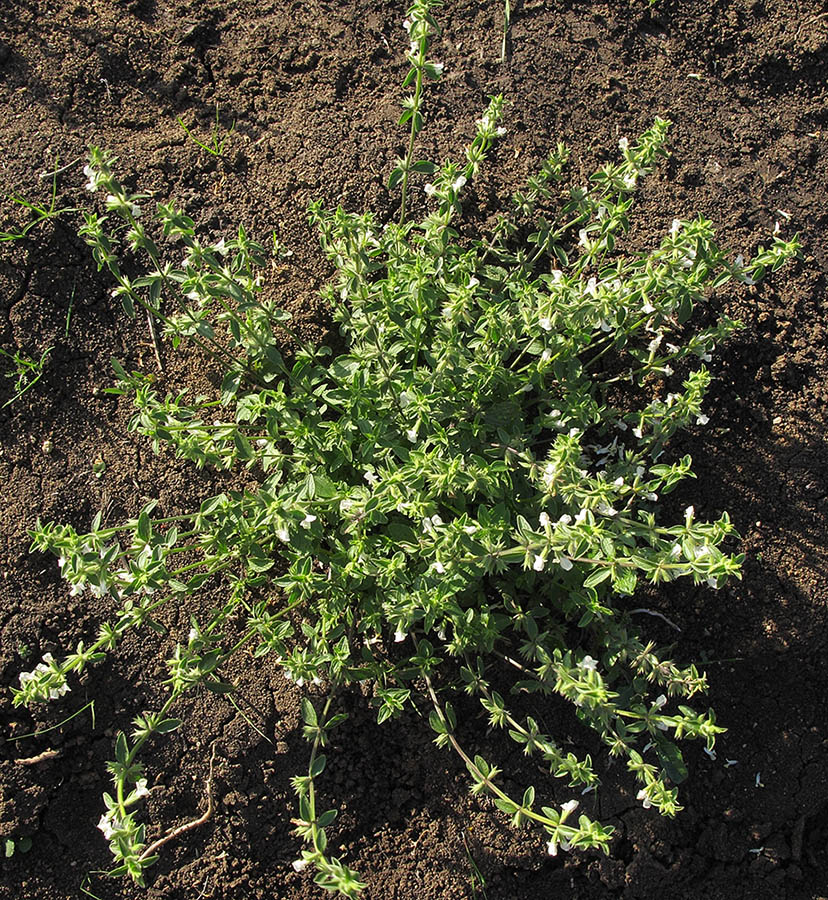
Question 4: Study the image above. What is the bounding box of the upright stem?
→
[398,43,426,226]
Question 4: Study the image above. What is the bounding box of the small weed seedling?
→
[12,1,799,896]
[0,345,52,409]
[0,157,76,243]
[176,106,236,160]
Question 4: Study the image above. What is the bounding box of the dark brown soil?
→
[0,1,826,898]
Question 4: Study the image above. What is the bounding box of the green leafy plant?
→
[12,0,799,895]
[0,345,52,409]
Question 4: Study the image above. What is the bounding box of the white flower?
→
[394,629,407,643]
[432,561,446,574]
[579,655,597,671]
[452,175,467,191]
[49,681,70,700]
[557,556,573,571]
[364,471,379,486]
[557,514,572,525]
[532,554,545,572]
[292,858,309,872]
[685,505,695,520]
[575,508,588,524]
[301,514,317,529]
[613,476,624,487]
[586,277,598,297]
[541,348,552,362]
[97,813,117,840]
[696,414,709,425]
[406,428,418,442]
[561,799,579,815]
[496,126,506,137]
[663,365,674,376]
[622,172,637,189]
[58,556,67,569]
[539,317,552,331]
[462,524,477,534]
[596,502,617,517]
[83,165,100,192]
[432,62,445,77]
[578,228,590,248]
[632,426,643,439]
[133,778,149,799]
[670,218,681,236]
[424,183,437,197]
[539,512,550,528]
[653,694,667,709]
[188,627,199,642]
[642,301,655,314]
[670,543,682,558]
[467,276,480,289]
[637,789,652,809]
[550,269,563,283]
[402,18,412,32]
[276,527,290,542]
[547,837,572,856]
[431,514,444,527]
[618,137,629,152]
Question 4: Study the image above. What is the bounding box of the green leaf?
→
[583,568,611,589]
[155,718,182,734]
[301,698,318,727]
[428,710,446,734]
[317,809,338,828]
[114,731,129,764]
[136,511,151,543]
[654,738,688,784]
[310,754,327,777]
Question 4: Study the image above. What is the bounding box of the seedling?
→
[0,345,52,409]
[176,106,236,160]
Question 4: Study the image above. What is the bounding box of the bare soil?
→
[0,1,826,898]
